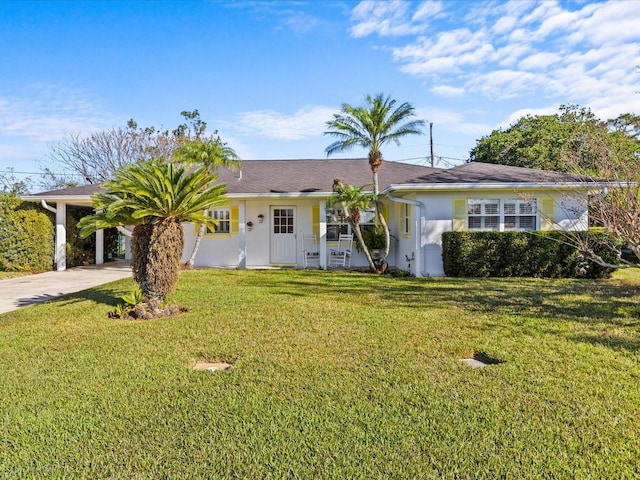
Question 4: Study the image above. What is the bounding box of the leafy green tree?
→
[324,93,425,270]
[470,105,639,174]
[78,160,227,303]
[328,179,377,272]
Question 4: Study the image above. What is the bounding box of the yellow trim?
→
[199,206,236,237]
[453,198,467,231]
[540,198,555,231]
[311,205,320,238]
[376,203,389,227]
[230,206,239,235]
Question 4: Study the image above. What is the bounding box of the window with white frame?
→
[468,199,500,231]
[467,199,537,232]
[205,208,230,234]
[400,203,411,235]
[504,198,537,231]
[326,207,376,241]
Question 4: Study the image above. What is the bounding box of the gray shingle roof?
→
[218,158,437,194]
[419,162,590,184]
[26,159,590,199]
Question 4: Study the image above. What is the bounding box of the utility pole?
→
[430,122,435,167]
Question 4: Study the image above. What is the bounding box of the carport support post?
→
[319,200,327,269]
[55,202,66,271]
[95,229,104,265]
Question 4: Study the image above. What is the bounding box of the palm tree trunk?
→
[185,223,206,268]
[350,220,377,272]
[372,170,391,268]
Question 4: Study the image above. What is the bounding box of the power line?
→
[0,169,84,177]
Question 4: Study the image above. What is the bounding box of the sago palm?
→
[324,93,425,265]
[79,159,227,302]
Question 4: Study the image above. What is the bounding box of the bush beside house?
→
[0,195,54,272]
[442,230,620,279]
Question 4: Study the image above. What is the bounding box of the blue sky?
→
[1,0,639,183]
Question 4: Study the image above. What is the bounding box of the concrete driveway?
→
[0,261,132,314]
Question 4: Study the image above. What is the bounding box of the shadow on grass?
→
[271,272,640,326]
[271,272,640,353]
[17,285,129,311]
[570,334,640,353]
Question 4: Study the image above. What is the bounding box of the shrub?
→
[442,230,621,279]
[0,195,54,272]
[66,206,95,267]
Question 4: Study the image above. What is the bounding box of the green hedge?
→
[0,195,54,272]
[442,230,621,278]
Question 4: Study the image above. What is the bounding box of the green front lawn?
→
[1,270,639,478]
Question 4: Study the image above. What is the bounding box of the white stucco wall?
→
[413,189,590,277]
[180,190,588,274]
[181,199,388,269]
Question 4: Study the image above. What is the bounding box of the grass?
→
[1,269,639,478]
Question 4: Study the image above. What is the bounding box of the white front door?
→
[270,206,297,264]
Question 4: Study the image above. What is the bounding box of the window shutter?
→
[377,203,389,226]
[453,198,467,231]
[230,206,239,235]
[311,205,320,238]
[540,198,555,231]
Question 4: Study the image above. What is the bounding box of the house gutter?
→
[40,199,57,214]
[382,182,610,192]
[385,191,428,278]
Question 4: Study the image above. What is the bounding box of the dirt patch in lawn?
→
[460,351,505,368]
[192,361,232,372]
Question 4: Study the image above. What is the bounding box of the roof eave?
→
[382,182,608,194]
[21,194,94,204]
[227,192,332,199]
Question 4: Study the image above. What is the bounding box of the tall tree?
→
[78,160,227,304]
[328,179,377,272]
[470,105,639,174]
[324,93,425,270]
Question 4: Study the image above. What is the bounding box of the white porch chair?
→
[302,233,320,268]
[329,233,353,268]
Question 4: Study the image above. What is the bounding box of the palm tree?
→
[328,179,377,272]
[172,137,241,267]
[324,93,425,267]
[78,159,227,303]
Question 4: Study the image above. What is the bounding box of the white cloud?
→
[412,1,445,21]
[276,9,319,35]
[501,105,561,128]
[0,85,115,142]
[567,1,640,45]
[418,106,494,136]
[356,0,640,121]
[349,0,436,38]
[518,52,562,70]
[228,106,336,141]
[430,85,465,98]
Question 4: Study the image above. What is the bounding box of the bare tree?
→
[0,168,32,195]
[40,110,214,189]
